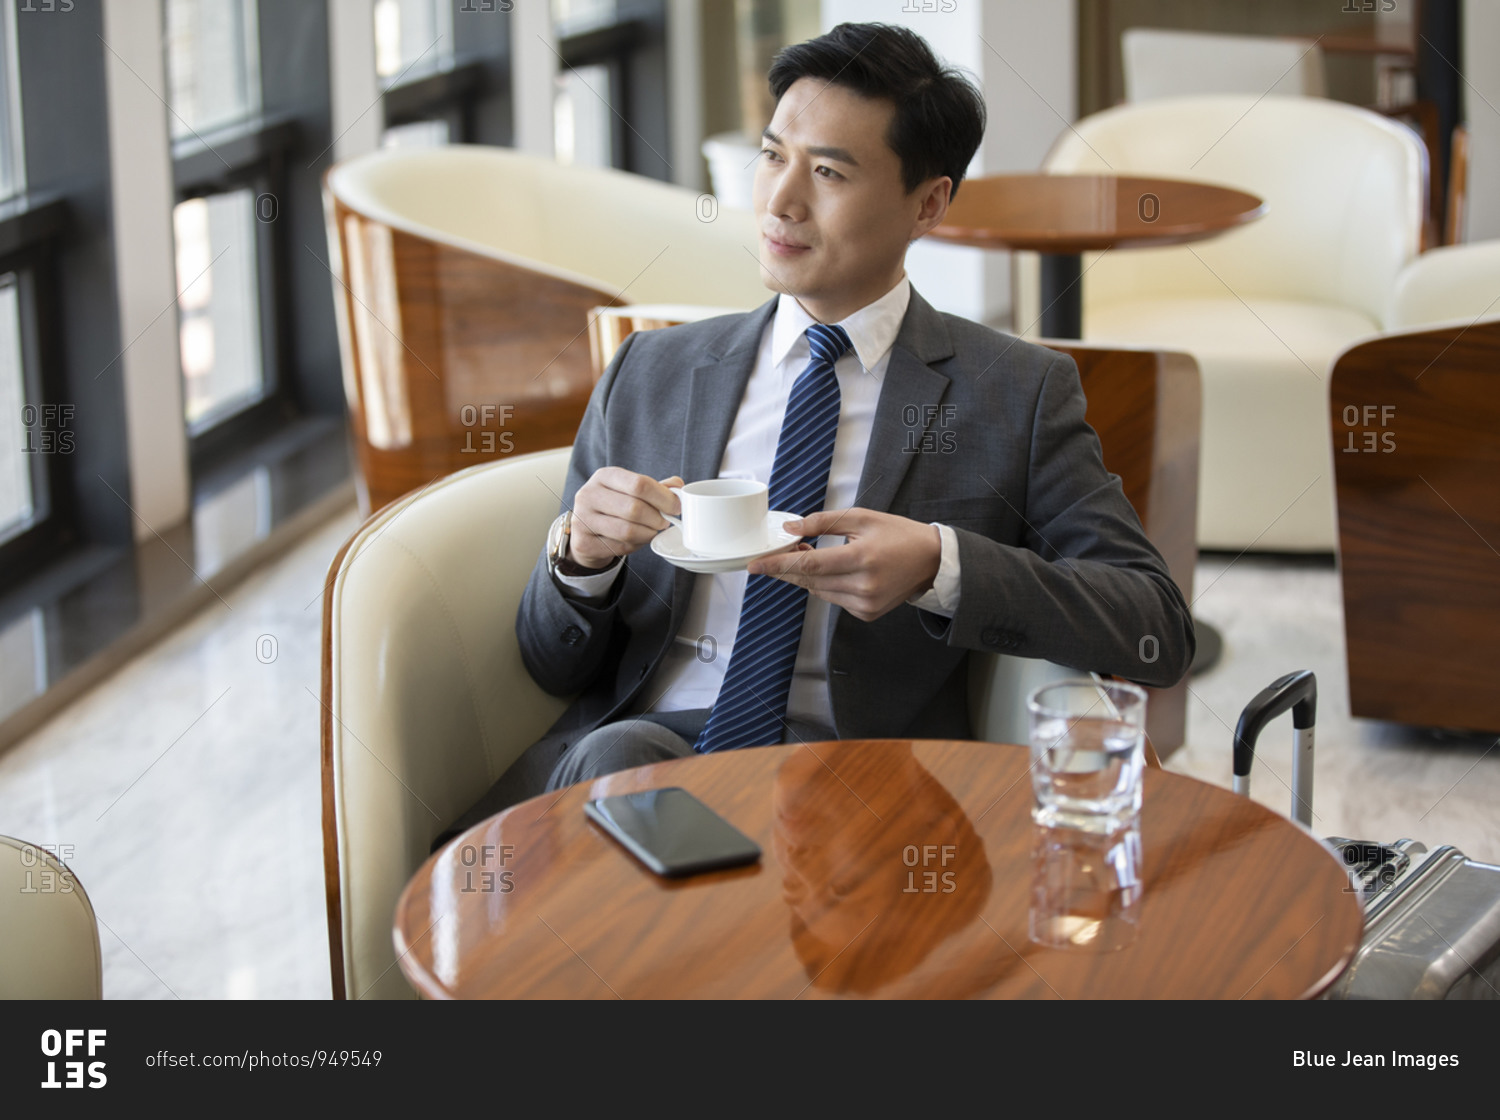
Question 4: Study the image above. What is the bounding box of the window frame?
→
[374,0,520,148]
[169,115,300,478]
[161,0,302,478]
[0,194,77,586]
[381,56,485,141]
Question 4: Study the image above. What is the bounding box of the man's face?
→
[753,78,949,323]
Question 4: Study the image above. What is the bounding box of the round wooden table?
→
[928,173,1266,337]
[394,740,1363,999]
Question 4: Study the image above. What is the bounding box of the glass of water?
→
[1027,678,1148,833]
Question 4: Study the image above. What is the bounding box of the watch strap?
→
[547,510,620,579]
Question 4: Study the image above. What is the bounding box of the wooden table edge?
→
[393,740,1364,1000]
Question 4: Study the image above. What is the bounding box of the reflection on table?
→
[393,740,1363,999]
[1030,820,1143,954]
[773,742,1000,998]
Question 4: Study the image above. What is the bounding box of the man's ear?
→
[911,176,953,239]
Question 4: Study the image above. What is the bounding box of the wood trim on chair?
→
[1445,123,1469,246]
[319,481,443,999]
[319,521,364,1001]
[323,172,620,514]
[1332,318,1500,732]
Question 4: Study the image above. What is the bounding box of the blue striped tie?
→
[694,322,853,754]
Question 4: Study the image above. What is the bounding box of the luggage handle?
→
[1231,670,1317,828]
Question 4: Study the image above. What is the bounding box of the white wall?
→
[819,0,1075,325]
[328,0,382,162]
[102,0,190,540]
[512,0,557,156]
[668,0,706,189]
[1462,0,1500,241]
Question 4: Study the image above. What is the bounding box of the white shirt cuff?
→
[906,523,960,617]
[553,557,624,602]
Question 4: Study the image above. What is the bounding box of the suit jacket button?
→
[981,627,1002,648]
[638,665,648,679]
[561,625,583,646]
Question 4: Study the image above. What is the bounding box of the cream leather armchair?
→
[323,146,770,511]
[1016,95,1425,550]
[326,146,768,310]
[1331,239,1500,732]
[1387,238,1500,329]
[0,835,103,998]
[321,448,1082,999]
[321,449,573,1000]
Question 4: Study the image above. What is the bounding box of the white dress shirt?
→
[556,276,962,731]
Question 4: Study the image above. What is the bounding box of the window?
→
[374,1,519,151]
[0,7,89,585]
[163,0,285,460]
[0,258,60,565]
[0,273,31,541]
[1,0,346,605]
[164,0,261,139]
[554,0,619,169]
[551,0,669,179]
[553,0,617,34]
[554,63,612,167]
[172,190,265,434]
[374,0,468,149]
[0,0,21,201]
[375,0,454,85]
[0,6,38,547]
[381,118,451,149]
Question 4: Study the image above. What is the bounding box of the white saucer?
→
[651,511,803,573]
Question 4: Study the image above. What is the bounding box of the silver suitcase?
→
[1230,670,1500,999]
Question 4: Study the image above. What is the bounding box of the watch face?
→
[547,512,570,572]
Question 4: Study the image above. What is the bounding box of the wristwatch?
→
[546,511,619,580]
[545,511,574,580]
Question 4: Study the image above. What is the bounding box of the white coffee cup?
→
[665,479,769,556]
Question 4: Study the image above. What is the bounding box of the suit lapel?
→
[854,289,955,515]
[680,299,776,485]
[667,298,779,621]
[676,289,953,517]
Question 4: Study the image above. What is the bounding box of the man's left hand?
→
[746,508,942,622]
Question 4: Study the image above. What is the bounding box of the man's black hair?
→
[767,22,986,200]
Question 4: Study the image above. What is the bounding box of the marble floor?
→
[0,507,362,999]
[1,514,1496,999]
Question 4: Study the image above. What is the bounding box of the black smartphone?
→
[584,787,762,878]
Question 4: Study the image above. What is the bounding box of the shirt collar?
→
[770,276,912,376]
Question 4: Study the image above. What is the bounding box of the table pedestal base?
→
[1191,619,1224,677]
[1039,252,1083,338]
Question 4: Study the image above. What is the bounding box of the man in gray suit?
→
[448,23,1193,831]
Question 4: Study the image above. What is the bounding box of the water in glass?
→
[1031,714,1144,832]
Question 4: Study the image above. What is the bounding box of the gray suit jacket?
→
[515,287,1193,742]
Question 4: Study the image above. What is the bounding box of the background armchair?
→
[1387,239,1500,328]
[0,835,102,998]
[323,146,770,512]
[1332,240,1500,732]
[1016,94,1425,550]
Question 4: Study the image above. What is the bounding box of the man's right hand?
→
[566,468,684,570]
